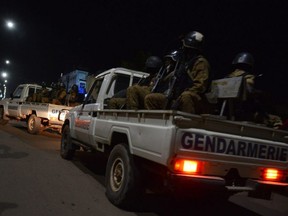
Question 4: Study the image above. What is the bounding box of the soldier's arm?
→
[187,58,210,94]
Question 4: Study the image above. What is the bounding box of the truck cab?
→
[0,84,42,118]
[65,67,149,144]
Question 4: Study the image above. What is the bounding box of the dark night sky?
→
[1,0,288,107]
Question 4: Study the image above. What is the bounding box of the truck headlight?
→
[58,109,69,121]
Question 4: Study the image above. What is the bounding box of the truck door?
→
[8,85,41,117]
[7,86,25,117]
[74,78,104,144]
[89,73,138,148]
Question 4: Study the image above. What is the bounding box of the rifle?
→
[150,66,167,93]
[164,55,200,109]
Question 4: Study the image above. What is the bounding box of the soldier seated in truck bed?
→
[51,82,67,105]
[65,84,81,107]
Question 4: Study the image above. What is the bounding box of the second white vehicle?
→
[0,83,73,134]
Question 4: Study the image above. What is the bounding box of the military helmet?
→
[145,56,163,69]
[71,84,78,91]
[57,81,65,89]
[164,49,182,62]
[41,81,47,88]
[182,31,204,50]
[232,52,254,67]
[50,82,56,88]
[59,81,64,87]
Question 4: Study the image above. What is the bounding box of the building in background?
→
[60,69,89,94]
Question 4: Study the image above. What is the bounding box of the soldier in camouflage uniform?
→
[145,31,210,114]
[51,82,67,105]
[125,56,163,109]
[227,52,256,97]
[221,52,256,120]
[108,56,162,109]
[67,84,80,106]
[223,52,283,127]
[39,82,51,103]
[141,49,181,109]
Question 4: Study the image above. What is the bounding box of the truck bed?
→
[97,109,288,143]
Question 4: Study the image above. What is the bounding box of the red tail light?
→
[173,159,201,174]
[262,168,284,181]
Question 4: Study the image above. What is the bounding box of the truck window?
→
[114,75,130,94]
[106,74,130,96]
[28,87,35,96]
[12,86,24,98]
[35,87,42,93]
[85,78,104,104]
[132,77,143,85]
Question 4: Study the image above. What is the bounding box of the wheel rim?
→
[110,157,124,192]
[29,118,35,131]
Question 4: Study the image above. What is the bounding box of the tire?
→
[105,144,143,209]
[27,114,41,134]
[60,125,75,160]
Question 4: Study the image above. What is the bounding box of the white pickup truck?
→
[0,83,72,134]
[60,67,288,208]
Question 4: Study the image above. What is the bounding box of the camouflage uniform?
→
[108,89,128,109]
[254,113,283,129]
[108,97,126,109]
[52,87,67,105]
[40,87,51,103]
[108,55,162,110]
[126,84,153,109]
[108,76,155,109]
[220,68,256,121]
[145,56,210,114]
[67,84,80,106]
[227,69,255,99]
[222,52,257,121]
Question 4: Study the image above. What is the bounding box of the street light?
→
[6,20,15,30]
[2,72,8,78]
[1,20,15,99]
[1,73,8,99]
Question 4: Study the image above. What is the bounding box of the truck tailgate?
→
[173,114,288,178]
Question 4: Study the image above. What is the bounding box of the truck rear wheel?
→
[105,144,143,209]
[27,114,41,134]
[60,125,75,160]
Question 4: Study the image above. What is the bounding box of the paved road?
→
[0,122,287,216]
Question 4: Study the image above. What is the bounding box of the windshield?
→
[85,78,104,104]
[12,86,24,98]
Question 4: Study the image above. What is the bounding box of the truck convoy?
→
[0,83,73,134]
[0,69,91,134]
[59,67,288,208]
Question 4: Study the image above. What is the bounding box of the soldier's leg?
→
[144,93,167,110]
[52,99,61,105]
[32,93,37,102]
[41,97,49,103]
[178,92,201,114]
[126,85,150,109]
[108,98,126,109]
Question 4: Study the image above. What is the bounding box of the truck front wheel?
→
[27,114,41,134]
[105,144,143,209]
[60,125,75,160]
